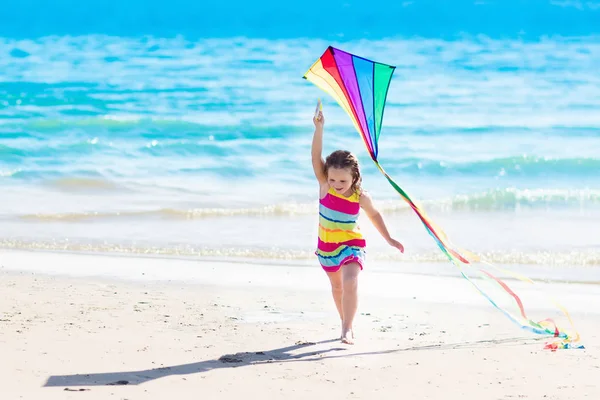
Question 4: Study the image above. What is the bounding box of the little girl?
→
[311,109,404,345]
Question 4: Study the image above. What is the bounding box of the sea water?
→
[1,1,600,272]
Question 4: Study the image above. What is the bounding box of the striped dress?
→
[316,187,366,272]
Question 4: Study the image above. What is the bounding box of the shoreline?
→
[2,247,600,288]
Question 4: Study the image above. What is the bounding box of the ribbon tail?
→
[370,158,582,349]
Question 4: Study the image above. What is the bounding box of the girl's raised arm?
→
[311,111,327,184]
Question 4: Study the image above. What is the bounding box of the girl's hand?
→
[387,238,404,253]
[313,111,324,128]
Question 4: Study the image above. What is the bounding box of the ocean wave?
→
[379,188,600,212]
[3,133,599,181]
[1,239,599,267]
[2,115,600,137]
[14,188,600,222]
[0,116,311,139]
[387,155,600,177]
[0,140,113,164]
[17,204,316,221]
[3,168,113,182]
[48,177,124,192]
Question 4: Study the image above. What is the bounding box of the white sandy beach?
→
[1,250,599,400]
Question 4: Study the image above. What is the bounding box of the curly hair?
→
[324,150,362,193]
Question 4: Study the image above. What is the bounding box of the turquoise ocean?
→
[1,1,599,271]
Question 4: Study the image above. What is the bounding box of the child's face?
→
[327,167,354,195]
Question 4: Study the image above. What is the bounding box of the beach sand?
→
[1,250,598,399]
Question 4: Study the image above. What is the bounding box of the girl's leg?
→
[341,262,361,344]
[326,270,344,336]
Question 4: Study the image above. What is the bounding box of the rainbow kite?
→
[303,46,583,350]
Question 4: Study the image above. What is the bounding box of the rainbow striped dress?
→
[316,187,366,272]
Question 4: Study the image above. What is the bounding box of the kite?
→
[303,46,583,350]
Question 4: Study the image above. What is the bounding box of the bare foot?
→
[339,325,355,339]
[341,328,354,345]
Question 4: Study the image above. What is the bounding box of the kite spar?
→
[303,46,582,350]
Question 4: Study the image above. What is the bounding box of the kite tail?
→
[372,159,583,350]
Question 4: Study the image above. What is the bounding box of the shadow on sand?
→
[44,336,542,388]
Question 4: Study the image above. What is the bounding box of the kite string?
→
[372,159,581,347]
